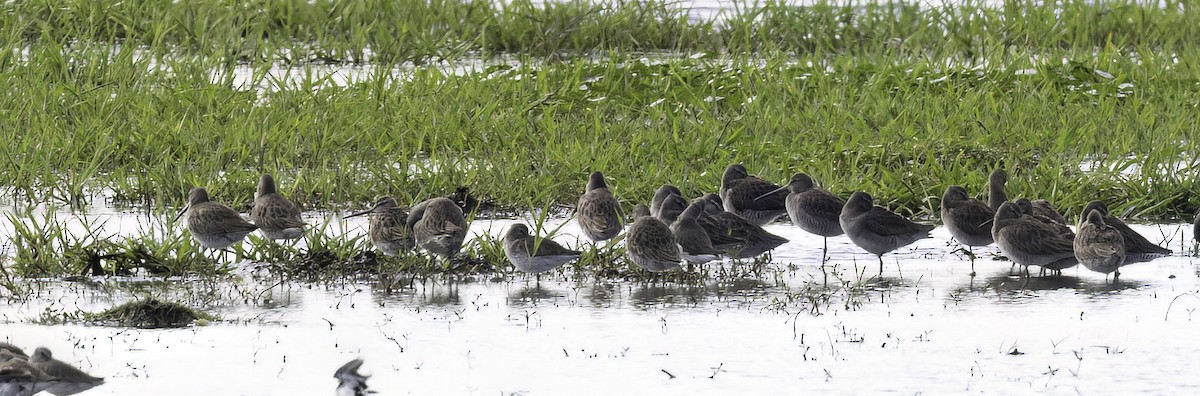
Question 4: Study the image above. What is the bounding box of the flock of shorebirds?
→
[0,344,103,396]
[180,165,1185,280]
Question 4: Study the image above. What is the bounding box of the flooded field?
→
[3,208,1199,395]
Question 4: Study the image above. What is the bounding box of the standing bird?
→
[649,184,683,218]
[1013,198,1074,238]
[632,204,650,221]
[840,191,934,275]
[758,173,845,263]
[1079,201,1172,263]
[697,194,788,259]
[720,164,788,226]
[992,202,1078,275]
[504,224,582,274]
[344,197,414,256]
[180,187,258,250]
[576,172,623,242]
[1075,209,1127,280]
[670,201,722,265]
[626,216,682,272]
[407,197,469,259]
[333,358,371,396]
[655,193,688,227]
[250,174,305,240]
[941,185,995,276]
[988,168,1008,212]
[27,347,104,396]
[1030,199,1067,225]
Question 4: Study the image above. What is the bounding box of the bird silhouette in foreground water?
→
[504,223,582,274]
[626,215,682,272]
[28,347,104,396]
[697,194,788,259]
[940,185,995,276]
[670,200,721,265]
[333,358,371,396]
[840,191,934,275]
[181,187,258,250]
[0,348,58,396]
[991,201,1077,275]
[1079,201,1172,264]
[1075,209,1126,281]
[344,197,414,256]
[758,173,844,265]
[576,172,623,242]
[250,174,306,240]
[407,197,468,259]
[720,164,788,226]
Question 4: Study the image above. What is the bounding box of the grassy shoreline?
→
[0,1,1198,276]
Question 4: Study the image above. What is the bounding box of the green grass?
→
[0,0,1199,276]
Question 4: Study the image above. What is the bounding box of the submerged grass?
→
[1,1,1199,276]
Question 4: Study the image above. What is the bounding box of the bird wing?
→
[862,206,932,237]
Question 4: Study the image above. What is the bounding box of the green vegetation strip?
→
[0,1,1197,277]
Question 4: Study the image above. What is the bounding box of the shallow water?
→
[2,207,1199,395]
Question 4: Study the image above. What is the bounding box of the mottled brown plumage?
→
[1079,201,1171,263]
[576,172,623,242]
[408,197,469,258]
[183,187,258,250]
[626,217,681,272]
[670,201,721,265]
[1074,209,1126,278]
[250,174,305,240]
[649,184,682,218]
[344,197,414,256]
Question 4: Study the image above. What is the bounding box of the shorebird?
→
[626,216,682,272]
[504,223,582,274]
[576,172,623,242]
[1013,198,1074,237]
[655,193,688,227]
[649,184,682,218]
[1194,211,1199,246]
[407,197,468,259]
[1030,199,1067,224]
[840,191,934,275]
[988,168,1008,211]
[250,174,305,240]
[28,347,104,396]
[1079,201,1172,263]
[758,173,844,263]
[344,196,414,256]
[632,204,650,220]
[941,185,995,276]
[720,164,787,226]
[0,349,59,396]
[180,187,258,250]
[333,358,371,396]
[992,201,1077,275]
[669,200,722,265]
[0,344,26,360]
[696,194,788,259]
[1075,209,1126,280]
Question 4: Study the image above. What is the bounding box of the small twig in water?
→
[661,369,676,379]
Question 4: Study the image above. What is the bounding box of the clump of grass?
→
[87,298,213,328]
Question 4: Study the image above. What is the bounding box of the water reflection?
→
[508,284,566,305]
